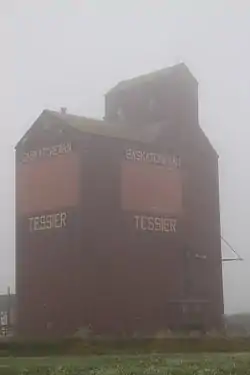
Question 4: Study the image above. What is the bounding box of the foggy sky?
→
[1,0,249,314]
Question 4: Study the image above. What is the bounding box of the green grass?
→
[1,354,250,374]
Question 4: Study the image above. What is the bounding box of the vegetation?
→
[1,354,250,374]
[3,336,250,357]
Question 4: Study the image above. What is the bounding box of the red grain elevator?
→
[15,63,224,337]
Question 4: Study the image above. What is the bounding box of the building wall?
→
[105,67,199,127]
[104,67,223,332]
[186,130,223,328]
[75,136,184,335]
[16,117,223,337]
[15,121,85,336]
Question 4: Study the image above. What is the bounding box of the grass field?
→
[1,354,250,374]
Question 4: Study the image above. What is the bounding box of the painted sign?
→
[16,152,79,215]
[134,215,177,233]
[28,212,67,232]
[125,148,181,169]
[21,142,72,163]
[121,161,182,215]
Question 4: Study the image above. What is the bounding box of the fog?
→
[1,0,249,314]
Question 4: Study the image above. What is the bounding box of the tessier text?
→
[28,212,67,232]
[134,215,177,233]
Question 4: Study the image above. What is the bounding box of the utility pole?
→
[7,286,11,335]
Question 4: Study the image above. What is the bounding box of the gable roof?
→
[16,109,218,156]
[46,110,164,143]
[106,63,197,95]
[16,110,164,148]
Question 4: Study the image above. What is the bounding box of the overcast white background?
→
[1,0,249,314]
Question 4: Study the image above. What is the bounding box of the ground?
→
[1,354,250,374]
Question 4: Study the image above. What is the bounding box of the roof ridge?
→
[45,109,104,123]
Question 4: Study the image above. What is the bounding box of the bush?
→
[2,337,250,357]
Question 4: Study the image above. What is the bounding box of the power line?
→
[221,235,243,262]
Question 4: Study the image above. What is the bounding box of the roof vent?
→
[60,107,67,114]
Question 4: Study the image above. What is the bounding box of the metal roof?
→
[106,63,196,95]
[45,110,163,143]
